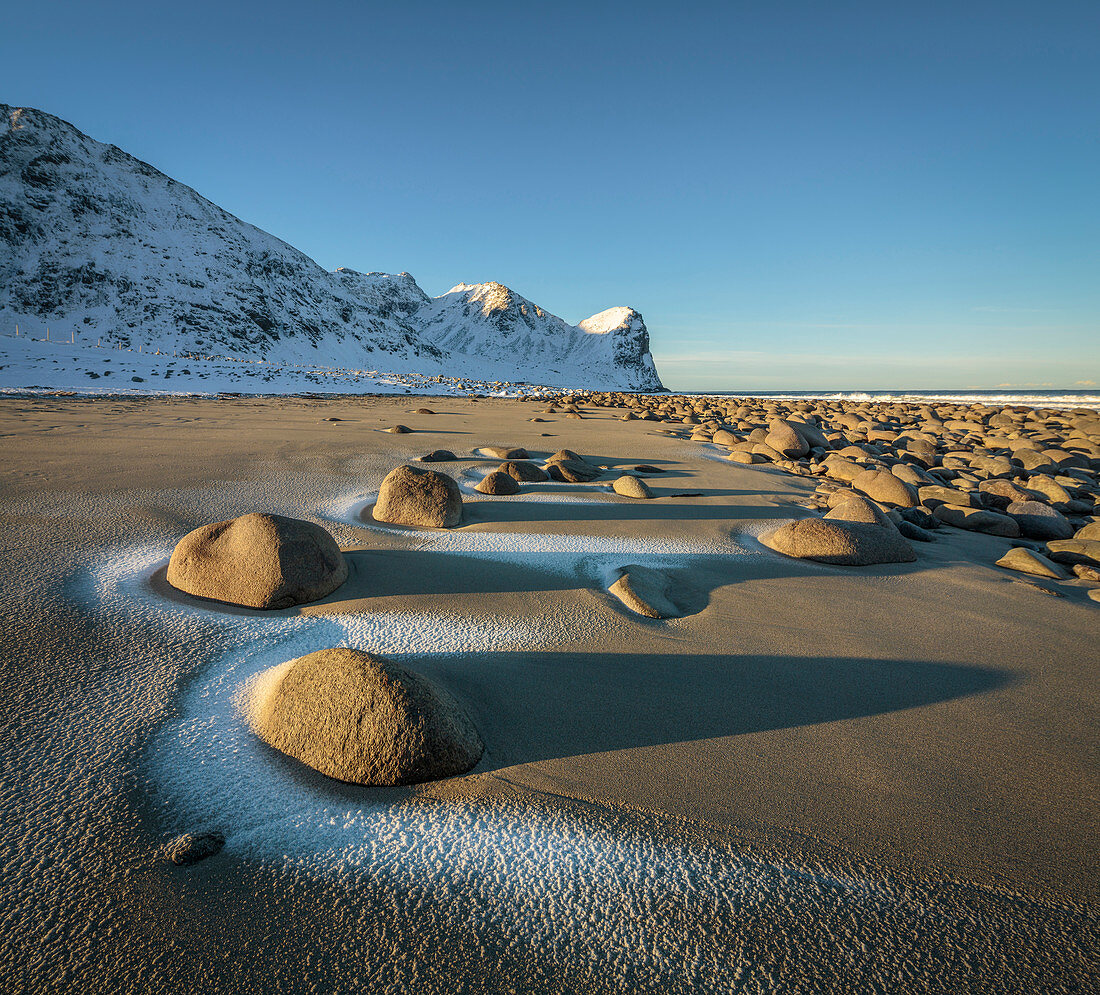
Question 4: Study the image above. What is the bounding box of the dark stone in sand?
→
[168,831,225,866]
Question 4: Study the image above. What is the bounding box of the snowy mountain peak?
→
[0,104,664,390]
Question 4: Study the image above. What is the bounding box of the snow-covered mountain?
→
[0,104,664,391]
[415,283,661,390]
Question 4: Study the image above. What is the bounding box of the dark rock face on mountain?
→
[0,104,665,390]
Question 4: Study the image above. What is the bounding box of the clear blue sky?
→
[5,1,1098,390]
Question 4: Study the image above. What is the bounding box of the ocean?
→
[690,389,1100,412]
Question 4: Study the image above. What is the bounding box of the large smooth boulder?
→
[762,518,916,565]
[933,504,1020,537]
[995,548,1069,580]
[1005,501,1074,540]
[919,485,978,509]
[765,420,809,459]
[167,513,348,609]
[1074,521,1100,541]
[1045,539,1100,567]
[374,465,462,528]
[252,649,483,786]
[852,469,918,508]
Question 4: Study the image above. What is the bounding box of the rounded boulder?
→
[251,649,483,785]
[374,465,462,528]
[167,513,348,609]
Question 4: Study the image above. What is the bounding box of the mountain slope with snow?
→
[0,104,664,391]
[414,283,662,390]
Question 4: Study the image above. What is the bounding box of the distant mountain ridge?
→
[0,104,664,390]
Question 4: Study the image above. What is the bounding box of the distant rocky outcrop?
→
[0,104,665,390]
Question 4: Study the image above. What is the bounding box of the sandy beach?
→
[2,392,1098,993]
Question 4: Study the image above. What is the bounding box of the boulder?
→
[1072,563,1100,582]
[612,475,654,499]
[418,450,457,463]
[498,460,549,482]
[932,504,1020,537]
[548,459,603,483]
[786,418,831,450]
[824,494,896,527]
[919,485,978,509]
[374,465,463,528]
[1005,501,1074,540]
[1074,521,1100,541]
[822,455,865,482]
[167,513,348,609]
[897,520,935,542]
[995,548,1070,580]
[608,566,684,619]
[546,449,584,464]
[762,518,917,565]
[251,649,483,785]
[1045,539,1100,567]
[475,471,520,495]
[978,479,1035,510]
[386,425,412,434]
[852,469,918,508]
[765,420,809,459]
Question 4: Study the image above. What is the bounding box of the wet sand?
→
[1,393,1097,992]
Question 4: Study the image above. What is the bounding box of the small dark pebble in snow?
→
[168,830,225,866]
[668,492,703,497]
[131,376,144,382]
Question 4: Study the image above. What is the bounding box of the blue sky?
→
[5,1,1098,390]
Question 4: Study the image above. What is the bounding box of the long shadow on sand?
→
[262,648,1015,797]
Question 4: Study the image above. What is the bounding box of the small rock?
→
[168,831,225,866]
[1072,563,1100,582]
[418,450,457,462]
[386,425,412,434]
